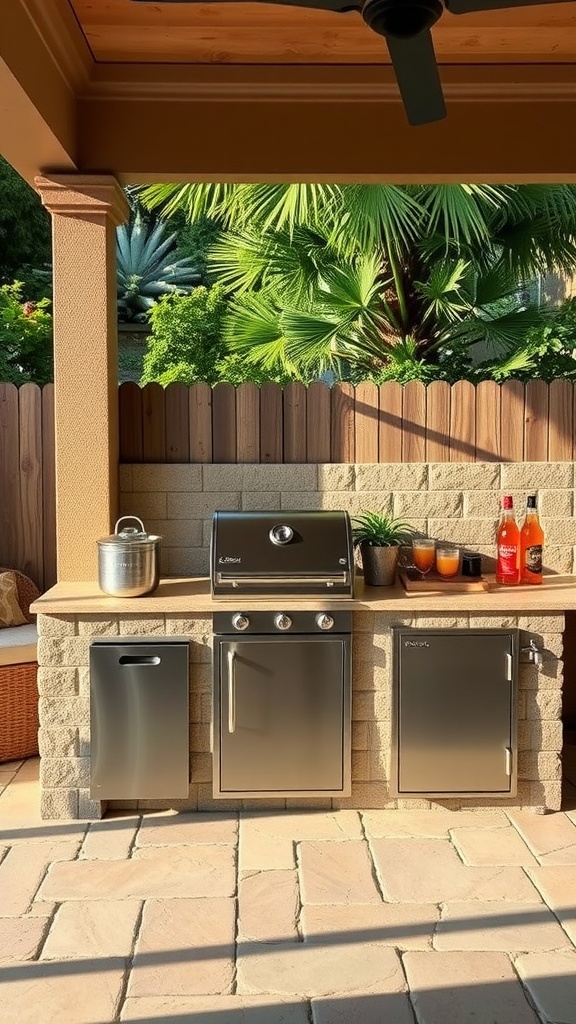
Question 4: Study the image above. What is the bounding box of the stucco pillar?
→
[35,175,129,581]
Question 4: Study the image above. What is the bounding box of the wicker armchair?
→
[0,568,40,763]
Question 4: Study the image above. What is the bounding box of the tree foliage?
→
[0,283,53,385]
[0,158,51,291]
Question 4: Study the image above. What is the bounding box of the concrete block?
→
[532,720,563,751]
[117,615,165,635]
[41,757,90,788]
[37,637,90,668]
[334,781,395,809]
[39,696,90,728]
[37,668,78,697]
[190,752,212,783]
[190,723,211,753]
[501,462,574,490]
[242,491,281,510]
[78,790,105,820]
[518,751,562,782]
[518,615,565,633]
[162,546,209,576]
[427,519,498,545]
[40,788,79,820]
[462,491,502,517]
[77,616,119,636]
[243,465,317,492]
[318,464,355,490]
[525,690,562,721]
[529,780,562,810]
[119,464,133,492]
[38,728,78,757]
[539,489,574,517]
[356,464,427,491]
[203,465,244,491]
[120,491,167,519]
[144,519,203,547]
[132,464,202,492]
[37,614,77,638]
[352,750,370,781]
[394,491,463,518]
[167,491,240,519]
[429,463,500,491]
[469,615,518,629]
[352,721,369,750]
[165,614,210,635]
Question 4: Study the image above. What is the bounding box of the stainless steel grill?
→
[210,510,354,598]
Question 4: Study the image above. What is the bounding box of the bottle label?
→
[524,545,543,575]
[498,544,519,578]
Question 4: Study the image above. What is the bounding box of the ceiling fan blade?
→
[129,0,362,11]
[386,30,446,126]
[446,0,575,13]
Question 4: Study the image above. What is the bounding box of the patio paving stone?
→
[434,900,573,952]
[298,840,382,905]
[239,824,295,873]
[507,810,576,859]
[0,957,127,1023]
[311,992,415,1024]
[403,950,541,1024]
[79,816,140,860]
[238,870,299,942]
[526,865,576,945]
[450,826,538,866]
[38,846,235,901]
[240,811,363,840]
[136,810,238,846]
[128,897,236,997]
[362,809,508,839]
[0,842,81,916]
[0,916,50,961]
[120,995,311,1022]
[237,941,406,997]
[301,903,439,949]
[515,951,576,1024]
[40,899,141,959]
[370,839,542,903]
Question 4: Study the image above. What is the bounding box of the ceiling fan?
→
[129,0,573,126]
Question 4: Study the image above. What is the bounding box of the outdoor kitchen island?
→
[31,576,573,819]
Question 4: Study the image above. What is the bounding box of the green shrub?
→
[0,282,53,385]
[141,285,228,385]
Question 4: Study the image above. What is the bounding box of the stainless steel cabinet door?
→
[395,631,516,795]
[90,641,189,800]
[216,636,348,795]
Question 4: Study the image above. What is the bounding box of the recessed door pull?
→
[119,655,161,666]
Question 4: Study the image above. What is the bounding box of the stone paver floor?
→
[1,760,576,1023]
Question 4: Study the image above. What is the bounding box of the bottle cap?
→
[527,494,537,509]
[502,495,513,509]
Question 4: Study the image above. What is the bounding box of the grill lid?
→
[211,510,354,597]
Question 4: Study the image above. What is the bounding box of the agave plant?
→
[116,212,201,322]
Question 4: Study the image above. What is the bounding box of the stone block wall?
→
[119,462,576,578]
[37,609,564,819]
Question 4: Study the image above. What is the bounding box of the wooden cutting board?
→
[398,568,489,593]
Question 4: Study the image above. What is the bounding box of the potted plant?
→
[352,512,413,587]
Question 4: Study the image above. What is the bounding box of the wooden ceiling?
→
[69,0,576,65]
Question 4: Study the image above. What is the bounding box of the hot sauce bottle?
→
[520,494,544,585]
[496,495,520,586]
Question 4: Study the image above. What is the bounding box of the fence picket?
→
[450,380,476,462]
[331,383,355,462]
[500,380,525,462]
[475,380,501,461]
[212,384,236,463]
[0,383,20,572]
[548,379,573,462]
[165,383,190,462]
[402,381,426,462]
[378,382,403,462]
[284,383,307,462]
[119,382,143,462]
[236,383,260,463]
[142,382,165,462]
[189,383,212,463]
[524,379,549,462]
[306,382,330,462]
[354,382,378,463]
[426,381,450,463]
[260,383,283,463]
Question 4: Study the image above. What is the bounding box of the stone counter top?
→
[31,573,576,615]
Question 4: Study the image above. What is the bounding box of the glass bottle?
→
[496,495,520,586]
[520,494,544,585]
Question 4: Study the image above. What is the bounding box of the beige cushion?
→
[0,623,38,667]
[0,571,27,628]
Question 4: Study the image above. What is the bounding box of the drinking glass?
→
[412,538,436,579]
[436,546,460,579]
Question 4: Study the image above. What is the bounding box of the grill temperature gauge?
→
[274,613,292,631]
[316,613,335,631]
[232,613,250,631]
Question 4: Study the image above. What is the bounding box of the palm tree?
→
[139,184,576,377]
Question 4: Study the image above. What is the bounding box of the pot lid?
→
[97,516,161,546]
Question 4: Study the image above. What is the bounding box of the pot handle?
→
[114,515,146,536]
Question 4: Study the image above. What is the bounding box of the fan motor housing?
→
[362,0,444,39]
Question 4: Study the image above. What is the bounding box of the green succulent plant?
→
[352,512,413,548]
[117,212,201,322]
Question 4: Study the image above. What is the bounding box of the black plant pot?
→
[360,543,399,586]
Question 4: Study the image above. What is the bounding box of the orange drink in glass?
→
[412,538,436,577]
[436,546,460,578]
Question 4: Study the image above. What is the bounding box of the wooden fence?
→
[0,383,56,591]
[119,380,575,465]
[2,379,574,588]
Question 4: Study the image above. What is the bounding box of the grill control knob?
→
[316,613,335,631]
[274,613,292,631]
[232,613,250,631]
[269,524,294,546]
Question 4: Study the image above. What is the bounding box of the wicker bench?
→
[0,569,40,763]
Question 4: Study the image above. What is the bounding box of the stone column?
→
[35,176,129,581]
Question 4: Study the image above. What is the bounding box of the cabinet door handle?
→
[227,649,236,734]
[505,747,512,776]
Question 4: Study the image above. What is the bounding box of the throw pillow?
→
[0,571,28,628]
